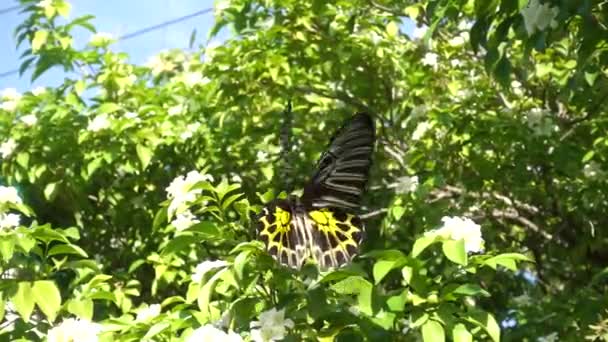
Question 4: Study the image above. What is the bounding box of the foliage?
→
[0,0,607,341]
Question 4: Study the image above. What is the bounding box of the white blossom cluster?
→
[521,0,559,36]
[426,216,485,253]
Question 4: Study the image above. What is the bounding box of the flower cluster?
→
[426,216,484,253]
[186,324,242,342]
[521,0,559,36]
[0,139,17,158]
[0,186,22,205]
[1,88,21,112]
[395,175,419,194]
[88,113,111,132]
[135,304,161,322]
[250,308,295,342]
[47,318,103,342]
[165,171,213,216]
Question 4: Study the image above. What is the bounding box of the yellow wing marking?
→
[258,206,299,267]
[308,208,362,268]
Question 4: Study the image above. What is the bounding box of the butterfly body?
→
[256,113,375,270]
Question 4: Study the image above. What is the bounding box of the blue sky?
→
[0,0,217,92]
[1,1,415,93]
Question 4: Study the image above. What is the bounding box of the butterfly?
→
[255,113,375,270]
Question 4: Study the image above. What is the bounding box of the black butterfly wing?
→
[302,113,376,210]
[256,113,374,270]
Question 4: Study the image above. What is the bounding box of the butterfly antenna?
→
[279,99,294,194]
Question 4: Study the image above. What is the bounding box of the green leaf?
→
[452,323,472,342]
[32,56,56,82]
[386,21,399,37]
[0,298,5,322]
[136,144,154,169]
[97,102,121,114]
[44,182,59,201]
[411,234,437,258]
[452,283,490,297]
[582,151,595,163]
[442,239,467,265]
[32,280,62,321]
[422,320,445,342]
[197,268,228,320]
[67,298,94,320]
[48,243,89,258]
[143,322,170,340]
[32,30,49,52]
[331,276,374,315]
[0,235,16,261]
[55,0,71,17]
[466,310,501,342]
[373,259,399,284]
[484,253,531,270]
[391,205,406,220]
[11,282,35,321]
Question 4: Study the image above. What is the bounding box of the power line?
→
[118,8,212,41]
[0,4,20,15]
[0,7,213,79]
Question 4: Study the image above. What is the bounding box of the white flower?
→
[427,216,484,253]
[511,80,523,95]
[250,308,295,342]
[411,105,427,119]
[0,213,21,230]
[182,72,209,87]
[348,306,360,316]
[192,260,229,283]
[526,108,553,136]
[32,86,47,96]
[411,25,428,40]
[172,210,200,231]
[20,114,38,126]
[216,310,232,329]
[412,121,432,140]
[256,151,269,161]
[368,30,382,44]
[87,114,111,132]
[124,111,138,119]
[1,100,19,112]
[448,35,466,47]
[37,0,53,8]
[47,318,103,342]
[135,304,161,322]
[0,139,17,158]
[450,59,463,68]
[537,332,559,342]
[583,161,602,179]
[395,176,419,194]
[166,171,213,215]
[180,122,201,140]
[214,0,230,15]
[168,104,185,116]
[89,32,115,47]
[186,324,242,342]
[146,54,175,75]
[0,186,22,204]
[421,52,438,67]
[521,0,559,36]
[1,88,21,101]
